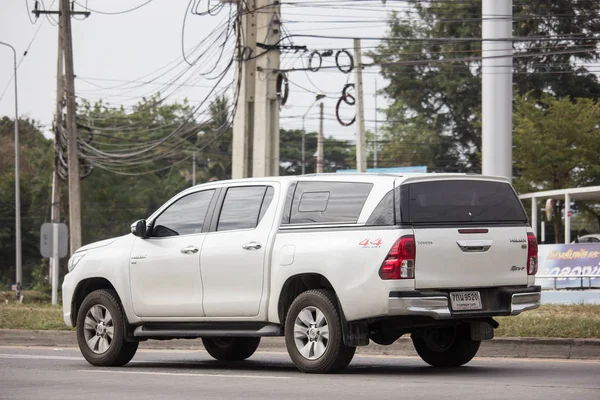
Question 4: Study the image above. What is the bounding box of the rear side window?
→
[217,186,274,232]
[400,180,527,224]
[288,181,373,225]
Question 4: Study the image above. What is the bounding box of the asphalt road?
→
[0,346,598,400]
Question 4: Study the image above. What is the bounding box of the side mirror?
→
[131,219,147,238]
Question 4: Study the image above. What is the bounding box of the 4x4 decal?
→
[359,238,383,248]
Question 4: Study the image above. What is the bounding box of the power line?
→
[73,0,156,15]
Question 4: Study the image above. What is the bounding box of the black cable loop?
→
[308,51,322,72]
[336,94,356,126]
[336,49,354,73]
[342,83,355,105]
[276,72,289,106]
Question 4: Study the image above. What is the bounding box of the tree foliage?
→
[513,94,600,242]
[370,0,600,171]
[279,129,356,175]
[0,117,53,288]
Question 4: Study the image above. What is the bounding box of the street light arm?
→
[302,98,320,120]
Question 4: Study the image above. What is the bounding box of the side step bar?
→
[133,322,282,339]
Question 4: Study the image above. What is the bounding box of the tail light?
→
[379,235,415,280]
[527,232,538,275]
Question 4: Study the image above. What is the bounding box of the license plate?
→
[450,291,482,311]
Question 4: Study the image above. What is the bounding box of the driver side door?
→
[130,188,218,318]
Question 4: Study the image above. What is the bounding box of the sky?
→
[0,0,397,150]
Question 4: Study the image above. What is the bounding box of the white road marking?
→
[1,350,598,365]
[0,353,82,361]
[77,369,290,379]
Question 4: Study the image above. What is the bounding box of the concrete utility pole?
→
[0,41,22,297]
[231,0,281,178]
[301,94,325,175]
[374,78,378,169]
[354,38,367,173]
[316,102,324,173]
[35,2,89,255]
[192,151,196,186]
[252,0,281,177]
[482,0,513,180]
[61,0,82,254]
[50,24,64,305]
[232,0,257,179]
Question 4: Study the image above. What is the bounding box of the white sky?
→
[0,0,394,147]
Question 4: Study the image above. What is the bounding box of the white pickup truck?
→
[62,173,541,373]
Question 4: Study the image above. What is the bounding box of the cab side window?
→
[151,190,215,237]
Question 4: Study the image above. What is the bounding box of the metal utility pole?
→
[252,0,281,177]
[316,102,324,173]
[374,78,378,169]
[482,0,513,180]
[232,0,257,179]
[0,41,22,297]
[61,0,82,253]
[354,38,367,173]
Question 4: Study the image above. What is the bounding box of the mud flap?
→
[470,320,495,341]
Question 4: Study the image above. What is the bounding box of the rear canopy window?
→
[288,181,373,224]
[401,180,527,224]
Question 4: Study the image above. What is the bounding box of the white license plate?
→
[450,291,482,311]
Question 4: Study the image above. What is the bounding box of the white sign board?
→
[40,223,69,258]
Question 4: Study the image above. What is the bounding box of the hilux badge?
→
[509,238,526,243]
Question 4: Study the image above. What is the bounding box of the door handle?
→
[242,242,262,251]
[456,240,493,253]
[181,245,199,254]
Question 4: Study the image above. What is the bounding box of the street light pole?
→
[0,41,21,298]
[301,94,325,175]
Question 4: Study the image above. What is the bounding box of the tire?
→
[76,289,138,367]
[284,289,356,373]
[412,325,480,367]
[202,337,261,361]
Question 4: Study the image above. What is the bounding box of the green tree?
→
[370,0,600,171]
[76,96,202,244]
[513,94,600,242]
[194,95,233,182]
[279,129,356,175]
[0,117,53,288]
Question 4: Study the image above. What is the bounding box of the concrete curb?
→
[1,329,598,360]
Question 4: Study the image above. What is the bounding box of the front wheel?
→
[412,325,480,367]
[76,289,138,367]
[202,337,261,361]
[285,289,356,373]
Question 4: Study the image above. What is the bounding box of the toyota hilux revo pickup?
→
[62,173,540,373]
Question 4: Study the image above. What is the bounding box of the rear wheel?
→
[202,337,261,361]
[412,325,480,367]
[76,289,138,367]
[285,289,355,373]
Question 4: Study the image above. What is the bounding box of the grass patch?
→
[0,302,73,330]
[496,304,600,339]
[0,301,598,338]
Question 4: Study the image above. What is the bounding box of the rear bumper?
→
[388,286,541,320]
